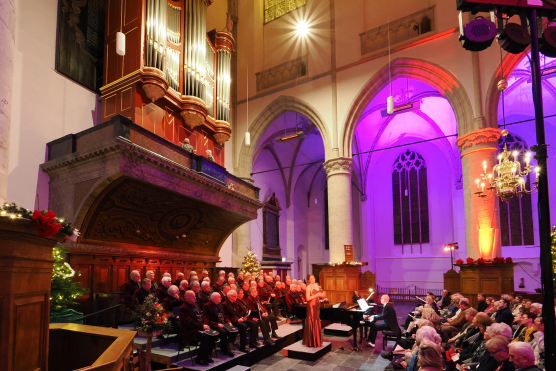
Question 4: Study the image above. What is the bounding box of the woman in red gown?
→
[302,274,325,347]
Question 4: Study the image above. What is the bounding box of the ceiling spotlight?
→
[498,21,531,54]
[539,26,556,58]
[296,21,309,38]
[458,12,497,52]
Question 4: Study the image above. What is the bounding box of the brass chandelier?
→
[475,132,540,202]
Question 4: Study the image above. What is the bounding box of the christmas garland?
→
[0,202,78,240]
[455,257,513,265]
[328,261,369,267]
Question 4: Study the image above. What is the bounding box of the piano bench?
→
[382,331,397,350]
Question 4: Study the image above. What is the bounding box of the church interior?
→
[1,0,555,370]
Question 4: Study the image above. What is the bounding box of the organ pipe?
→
[183,0,207,101]
[145,0,167,71]
[216,49,231,121]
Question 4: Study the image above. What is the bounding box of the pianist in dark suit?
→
[366,294,402,353]
[353,290,362,303]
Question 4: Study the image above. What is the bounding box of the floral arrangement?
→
[0,202,78,239]
[50,247,89,312]
[328,261,369,267]
[132,295,173,335]
[460,256,513,265]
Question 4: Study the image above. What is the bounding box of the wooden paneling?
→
[14,294,48,371]
[319,266,360,305]
[443,269,461,294]
[449,264,516,308]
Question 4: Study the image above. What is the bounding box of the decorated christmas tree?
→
[240,247,262,274]
[50,247,89,313]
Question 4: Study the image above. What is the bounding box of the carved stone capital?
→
[323,157,354,177]
[456,128,502,154]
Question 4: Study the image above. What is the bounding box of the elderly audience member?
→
[438,289,451,309]
[446,308,478,350]
[509,342,541,371]
[482,337,515,371]
[416,339,444,371]
[457,313,494,362]
[462,322,513,370]
[401,325,442,370]
[441,298,473,342]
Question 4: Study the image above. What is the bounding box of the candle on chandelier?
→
[512,151,518,160]
[476,179,480,191]
[525,152,531,165]
[483,161,487,173]
[481,183,485,192]
[498,154,502,165]
[534,167,540,180]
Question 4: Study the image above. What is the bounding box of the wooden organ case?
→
[101,0,234,166]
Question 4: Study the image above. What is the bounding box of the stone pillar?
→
[0,0,15,203]
[233,176,254,266]
[457,128,502,259]
[323,157,354,263]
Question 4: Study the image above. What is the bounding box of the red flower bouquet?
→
[31,210,63,238]
[466,257,475,264]
[455,259,464,265]
[505,257,513,263]
[478,258,486,264]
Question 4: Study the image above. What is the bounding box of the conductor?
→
[365,294,401,353]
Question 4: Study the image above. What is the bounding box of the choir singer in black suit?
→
[179,291,216,366]
[365,294,402,354]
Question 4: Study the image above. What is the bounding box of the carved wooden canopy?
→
[80,177,249,257]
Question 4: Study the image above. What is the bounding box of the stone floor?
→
[250,302,416,371]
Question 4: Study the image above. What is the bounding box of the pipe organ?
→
[101,0,234,166]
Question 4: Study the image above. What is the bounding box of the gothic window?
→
[392,150,429,251]
[264,0,306,24]
[497,133,535,246]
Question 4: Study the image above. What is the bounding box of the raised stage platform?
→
[118,320,302,370]
[282,340,332,361]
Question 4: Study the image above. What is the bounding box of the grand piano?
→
[295,300,380,350]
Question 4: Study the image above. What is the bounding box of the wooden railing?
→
[377,285,443,303]
[49,323,136,371]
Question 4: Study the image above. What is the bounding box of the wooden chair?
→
[128,346,145,371]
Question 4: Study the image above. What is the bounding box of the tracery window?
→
[264,0,306,24]
[497,133,535,246]
[392,150,429,252]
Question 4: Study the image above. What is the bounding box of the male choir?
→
[122,270,308,365]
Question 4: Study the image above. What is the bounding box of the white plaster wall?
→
[8,0,98,209]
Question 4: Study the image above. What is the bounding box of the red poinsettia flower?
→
[466,257,474,264]
[505,257,513,263]
[162,313,168,318]
[455,259,464,265]
[31,210,63,238]
[478,258,486,264]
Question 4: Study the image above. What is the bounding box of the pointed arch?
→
[237,95,331,178]
[342,58,475,157]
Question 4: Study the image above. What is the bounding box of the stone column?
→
[233,176,254,266]
[323,157,354,263]
[0,0,15,203]
[457,128,502,259]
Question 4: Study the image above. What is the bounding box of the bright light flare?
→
[296,21,309,37]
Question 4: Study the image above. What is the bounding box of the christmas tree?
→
[240,247,262,274]
[50,247,89,313]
